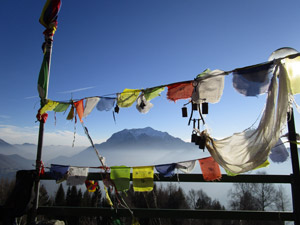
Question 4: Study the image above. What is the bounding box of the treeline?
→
[0,171,290,225]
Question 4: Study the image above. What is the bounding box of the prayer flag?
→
[54,102,70,112]
[96,97,116,111]
[104,186,113,207]
[38,53,50,100]
[198,157,221,181]
[117,89,141,107]
[66,105,75,120]
[74,100,84,123]
[155,163,176,177]
[232,62,273,96]
[39,0,62,35]
[83,97,100,117]
[269,139,289,163]
[110,166,131,192]
[39,100,59,115]
[67,167,89,186]
[192,69,225,104]
[50,164,69,183]
[144,87,165,101]
[176,160,197,173]
[284,56,300,95]
[85,180,99,192]
[136,95,153,113]
[132,166,154,192]
[167,82,193,102]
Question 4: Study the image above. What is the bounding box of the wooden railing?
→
[38,173,296,223]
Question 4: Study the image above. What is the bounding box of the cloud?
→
[0,124,93,146]
[24,95,39,99]
[0,115,10,119]
[57,86,96,94]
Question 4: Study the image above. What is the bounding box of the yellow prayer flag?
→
[40,100,59,115]
[117,89,141,108]
[104,186,113,207]
[284,56,300,95]
[132,166,154,192]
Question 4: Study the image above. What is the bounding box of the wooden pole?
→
[28,35,53,223]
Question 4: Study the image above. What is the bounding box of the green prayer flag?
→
[54,103,70,112]
[38,53,50,100]
[144,87,165,101]
[110,166,131,192]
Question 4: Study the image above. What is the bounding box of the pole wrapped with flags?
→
[37,0,61,105]
[30,1,62,223]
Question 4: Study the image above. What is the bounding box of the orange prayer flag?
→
[74,100,84,123]
[198,157,222,181]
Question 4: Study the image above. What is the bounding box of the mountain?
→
[0,138,24,156]
[0,154,35,179]
[99,127,193,150]
[49,127,203,167]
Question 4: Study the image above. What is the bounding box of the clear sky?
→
[1,0,300,147]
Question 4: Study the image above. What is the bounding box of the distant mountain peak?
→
[0,138,13,147]
[106,127,169,144]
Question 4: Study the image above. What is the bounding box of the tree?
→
[252,172,276,211]
[274,185,290,211]
[0,178,15,205]
[82,189,91,207]
[229,182,258,210]
[195,189,212,209]
[54,183,65,206]
[228,172,288,225]
[39,184,51,206]
[66,185,81,206]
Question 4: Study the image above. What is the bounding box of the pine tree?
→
[54,183,65,206]
[39,184,51,206]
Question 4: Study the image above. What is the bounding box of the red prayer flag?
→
[198,157,222,181]
[167,82,193,102]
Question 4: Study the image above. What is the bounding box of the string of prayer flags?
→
[85,180,99,192]
[74,100,84,123]
[232,62,273,96]
[192,69,225,104]
[39,100,59,115]
[110,166,131,192]
[144,87,165,101]
[283,56,300,95]
[167,81,194,102]
[96,97,116,111]
[50,164,69,183]
[204,63,289,174]
[155,163,176,177]
[175,160,197,173]
[198,157,221,181]
[132,166,154,192]
[66,167,89,186]
[83,97,100,118]
[117,89,141,108]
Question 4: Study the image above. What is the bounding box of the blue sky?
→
[1,0,300,147]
